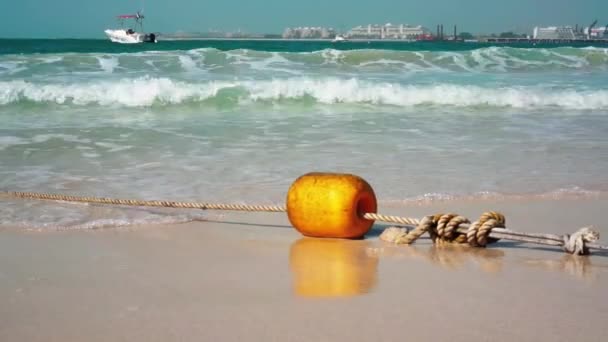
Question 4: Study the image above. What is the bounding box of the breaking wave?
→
[2,77,608,110]
[0,46,607,76]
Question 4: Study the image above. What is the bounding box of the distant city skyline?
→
[1,0,608,38]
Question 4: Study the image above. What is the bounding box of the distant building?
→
[347,23,427,39]
[532,26,576,40]
[282,27,336,39]
[586,27,608,39]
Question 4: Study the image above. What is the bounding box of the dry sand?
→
[1,196,608,341]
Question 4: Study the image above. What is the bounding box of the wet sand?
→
[1,196,608,341]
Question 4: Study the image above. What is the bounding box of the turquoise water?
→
[1,39,608,229]
[3,38,607,55]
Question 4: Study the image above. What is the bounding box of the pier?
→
[482,37,608,44]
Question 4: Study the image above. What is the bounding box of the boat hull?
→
[104,29,156,44]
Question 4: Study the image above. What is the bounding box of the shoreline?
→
[2,191,608,232]
[3,194,608,239]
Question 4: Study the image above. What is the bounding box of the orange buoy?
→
[286,172,377,239]
[289,238,378,297]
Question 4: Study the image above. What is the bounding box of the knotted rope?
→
[1,191,606,255]
[379,211,602,255]
[380,212,504,247]
[562,227,600,255]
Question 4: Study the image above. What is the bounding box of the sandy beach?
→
[1,195,607,341]
[3,10,608,342]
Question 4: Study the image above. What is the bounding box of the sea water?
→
[1,39,607,229]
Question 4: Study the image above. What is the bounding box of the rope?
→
[381,212,503,246]
[2,190,607,255]
[380,211,604,256]
[2,191,287,212]
[562,227,600,255]
[363,213,420,226]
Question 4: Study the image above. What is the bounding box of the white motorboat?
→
[105,12,157,44]
[105,28,156,44]
[332,35,348,43]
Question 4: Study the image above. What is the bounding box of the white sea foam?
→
[40,56,63,64]
[224,46,608,72]
[581,46,608,54]
[223,50,302,75]
[178,55,198,71]
[1,77,606,110]
[31,134,91,144]
[0,134,91,150]
[0,136,27,150]
[0,61,27,75]
[320,49,344,64]
[1,47,607,78]
[0,78,222,107]
[96,56,119,73]
[541,50,588,68]
[94,141,133,152]
[358,58,426,72]
[249,52,304,75]
[65,214,208,230]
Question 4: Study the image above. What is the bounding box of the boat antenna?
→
[139,0,145,32]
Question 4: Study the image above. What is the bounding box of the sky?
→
[1,0,607,38]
